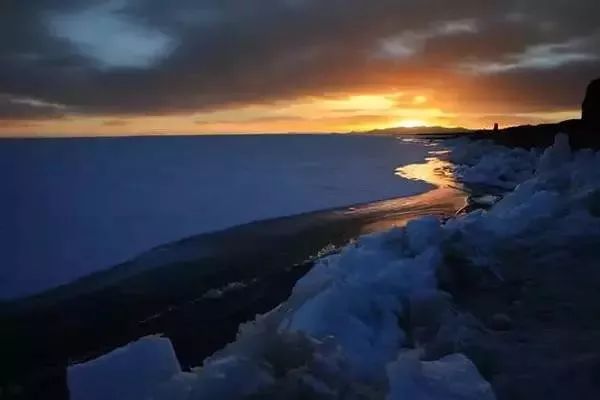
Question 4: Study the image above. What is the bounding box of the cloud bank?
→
[1,0,599,131]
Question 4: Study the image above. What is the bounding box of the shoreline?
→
[5,180,450,309]
[1,168,467,398]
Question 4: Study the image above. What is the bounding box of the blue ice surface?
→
[0,134,432,299]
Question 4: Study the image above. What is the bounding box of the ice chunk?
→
[152,372,198,400]
[187,356,274,398]
[68,335,186,400]
[537,133,571,172]
[386,353,496,400]
[282,282,404,380]
[405,216,443,254]
[446,137,538,190]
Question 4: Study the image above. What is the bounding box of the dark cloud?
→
[0,0,599,121]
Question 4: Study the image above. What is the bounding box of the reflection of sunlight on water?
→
[396,156,459,188]
[353,154,466,233]
[340,143,467,233]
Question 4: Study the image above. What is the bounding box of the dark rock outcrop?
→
[582,78,600,127]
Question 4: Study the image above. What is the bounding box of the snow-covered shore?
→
[68,134,600,399]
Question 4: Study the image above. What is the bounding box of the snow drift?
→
[69,134,599,399]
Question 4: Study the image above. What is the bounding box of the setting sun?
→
[395,119,428,128]
[413,95,428,105]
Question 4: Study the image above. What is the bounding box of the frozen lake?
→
[0,134,433,299]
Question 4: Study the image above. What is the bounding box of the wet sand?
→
[1,164,466,398]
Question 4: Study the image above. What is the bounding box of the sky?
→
[1,0,599,136]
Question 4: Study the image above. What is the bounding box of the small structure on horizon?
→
[493,123,499,132]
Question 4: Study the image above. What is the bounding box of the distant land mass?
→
[355,77,600,150]
[354,126,471,135]
[355,118,598,150]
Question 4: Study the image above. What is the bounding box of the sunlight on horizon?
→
[0,90,580,136]
[396,153,457,188]
[395,119,429,128]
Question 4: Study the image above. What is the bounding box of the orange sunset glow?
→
[1,91,580,136]
[2,1,598,136]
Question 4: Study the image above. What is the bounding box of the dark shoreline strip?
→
[1,187,465,399]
